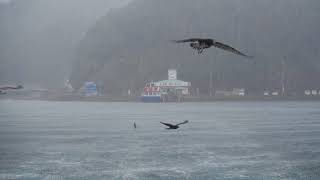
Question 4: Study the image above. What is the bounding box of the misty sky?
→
[0,0,10,3]
[69,0,320,93]
[0,0,131,87]
[1,0,319,91]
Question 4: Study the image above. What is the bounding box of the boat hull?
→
[140,95,162,103]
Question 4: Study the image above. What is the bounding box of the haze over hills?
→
[0,0,130,88]
[1,0,319,95]
[70,0,320,95]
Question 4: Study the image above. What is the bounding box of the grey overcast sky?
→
[0,0,10,3]
[0,0,132,87]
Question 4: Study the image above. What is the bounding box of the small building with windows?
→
[154,79,191,96]
[141,69,191,102]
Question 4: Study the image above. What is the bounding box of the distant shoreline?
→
[2,94,320,102]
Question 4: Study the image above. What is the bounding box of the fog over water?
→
[1,1,320,179]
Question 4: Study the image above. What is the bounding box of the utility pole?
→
[209,71,213,96]
[209,52,217,97]
[281,56,287,96]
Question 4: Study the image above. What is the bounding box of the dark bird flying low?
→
[171,38,251,57]
[0,85,23,94]
[0,85,23,90]
[160,120,189,129]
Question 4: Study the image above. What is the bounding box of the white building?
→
[153,69,191,95]
[142,69,191,96]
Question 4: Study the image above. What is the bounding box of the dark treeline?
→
[1,0,319,94]
[70,0,320,96]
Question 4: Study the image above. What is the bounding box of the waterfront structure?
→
[141,69,191,102]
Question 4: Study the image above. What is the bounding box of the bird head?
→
[190,42,200,49]
[16,85,23,89]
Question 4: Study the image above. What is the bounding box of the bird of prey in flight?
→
[0,85,23,94]
[171,38,252,57]
[160,120,189,129]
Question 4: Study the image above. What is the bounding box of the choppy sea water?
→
[0,100,320,180]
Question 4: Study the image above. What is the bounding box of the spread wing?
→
[160,122,175,128]
[0,85,23,90]
[176,120,189,126]
[171,38,202,43]
[213,41,252,58]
